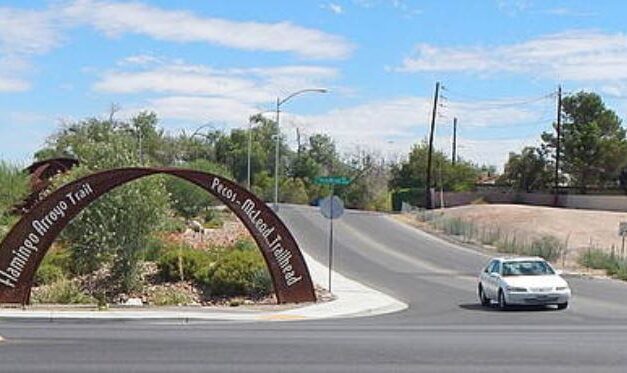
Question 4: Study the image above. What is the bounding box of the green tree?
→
[541,91,627,192]
[166,159,232,219]
[40,117,169,292]
[308,134,339,174]
[390,141,481,192]
[0,161,28,240]
[498,147,551,192]
[215,114,291,186]
[279,177,309,204]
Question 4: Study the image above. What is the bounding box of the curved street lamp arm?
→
[278,88,327,107]
[190,123,218,138]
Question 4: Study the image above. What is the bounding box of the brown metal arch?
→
[0,167,316,305]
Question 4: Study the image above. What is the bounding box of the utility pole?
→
[425,81,440,209]
[452,117,457,166]
[554,85,562,204]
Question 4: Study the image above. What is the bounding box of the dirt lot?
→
[400,204,627,271]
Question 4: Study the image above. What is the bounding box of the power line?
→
[444,89,555,108]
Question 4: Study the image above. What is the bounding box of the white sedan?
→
[478,256,571,310]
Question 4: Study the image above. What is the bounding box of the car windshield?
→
[502,260,555,276]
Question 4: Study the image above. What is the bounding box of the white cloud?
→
[64,0,353,59]
[0,7,64,92]
[94,66,259,99]
[322,3,344,14]
[0,1,351,91]
[542,7,597,17]
[397,30,627,82]
[116,54,164,66]
[352,0,421,17]
[135,96,258,124]
[279,95,547,167]
[436,136,537,169]
[497,0,531,16]
[0,7,63,55]
[93,61,337,104]
[0,77,29,92]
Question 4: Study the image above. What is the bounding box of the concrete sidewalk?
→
[0,249,407,322]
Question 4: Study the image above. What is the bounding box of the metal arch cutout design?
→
[0,167,316,305]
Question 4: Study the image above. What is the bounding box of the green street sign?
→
[313,176,351,186]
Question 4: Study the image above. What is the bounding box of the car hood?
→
[503,275,568,288]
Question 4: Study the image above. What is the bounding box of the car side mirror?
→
[555,269,563,275]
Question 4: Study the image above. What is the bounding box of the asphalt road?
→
[2,204,627,372]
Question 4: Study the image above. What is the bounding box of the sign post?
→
[620,222,627,259]
[315,175,349,293]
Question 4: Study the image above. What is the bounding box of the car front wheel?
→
[557,302,568,310]
[498,290,508,310]
[478,285,490,306]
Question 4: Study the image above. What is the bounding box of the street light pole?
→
[272,88,327,210]
[247,117,253,190]
[274,97,281,209]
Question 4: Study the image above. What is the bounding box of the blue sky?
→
[2,0,627,168]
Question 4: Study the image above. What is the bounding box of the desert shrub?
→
[149,287,192,306]
[479,226,502,246]
[198,249,271,298]
[579,249,620,273]
[528,236,564,261]
[415,209,440,222]
[160,216,186,234]
[495,234,564,261]
[496,234,521,254]
[432,217,476,241]
[142,236,167,262]
[613,265,627,281]
[32,279,94,304]
[203,209,224,229]
[157,244,217,282]
[34,248,72,286]
[34,264,66,286]
[578,248,627,280]
[234,238,257,251]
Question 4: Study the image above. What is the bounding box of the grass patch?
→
[32,279,94,304]
[578,248,627,280]
[425,215,564,261]
[149,287,193,306]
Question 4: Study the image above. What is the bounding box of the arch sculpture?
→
[0,167,316,305]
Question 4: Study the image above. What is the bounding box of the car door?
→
[481,260,496,298]
[490,261,503,296]
[485,260,501,298]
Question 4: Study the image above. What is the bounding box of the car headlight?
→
[556,286,569,291]
[506,287,527,292]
